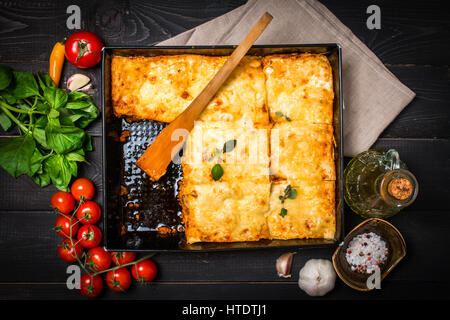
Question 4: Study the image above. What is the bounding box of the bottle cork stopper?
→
[388,178,413,200]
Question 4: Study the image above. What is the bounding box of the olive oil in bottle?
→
[344,149,418,219]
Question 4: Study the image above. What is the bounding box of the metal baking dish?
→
[102,44,343,252]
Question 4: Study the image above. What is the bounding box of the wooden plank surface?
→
[0,0,449,300]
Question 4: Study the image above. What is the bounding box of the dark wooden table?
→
[0,0,449,300]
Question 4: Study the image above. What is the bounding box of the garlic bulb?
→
[276,252,296,278]
[298,259,336,296]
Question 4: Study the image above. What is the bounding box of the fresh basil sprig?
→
[279,185,297,217]
[0,65,99,191]
[209,139,237,180]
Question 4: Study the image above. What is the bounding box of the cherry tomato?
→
[80,274,103,298]
[111,252,136,266]
[76,201,101,224]
[54,215,79,238]
[131,259,157,283]
[106,268,132,292]
[57,238,83,263]
[71,178,95,201]
[77,225,102,249]
[51,191,75,214]
[87,247,111,272]
[65,31,103,68]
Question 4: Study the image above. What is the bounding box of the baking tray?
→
[102,44,344,252]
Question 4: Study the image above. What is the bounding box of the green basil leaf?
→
[43,86,68,109]
[44,154,74,191]
[65,151,85,162]
[32,170,51,187]
[85,133,93,151]
[45,124,85,154]
[29,149,45,176]
[288,188,297,199]
[37,72,55,89]
[0,135,35,178]
[0,109,12,131]
[68,91,92,101]
[32,127,49,149]
[0,65,13,90]
[284,185,292,196]
[211,163,224,181]
[275,111,284,118]
[11,72,39,98]
[223,139,237,153]
[65,101,92,110]
[280,208,288,217]
[1,91,17,105]
[48,108,60,119]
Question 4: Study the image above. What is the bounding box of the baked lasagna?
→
[111,53,336,244]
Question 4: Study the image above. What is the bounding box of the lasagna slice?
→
[182,121,270,185]
[270,122,335,181]
[111,55,268,125]
[267,181,335,239]
[262,53,334,124]
[180,181,270,243]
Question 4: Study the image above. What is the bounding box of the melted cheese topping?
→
[270,122,335,181]
[267,181,335,239]
[180,182,270,243]
[113,53,336,243]
[182,121,270,184]
[111,55,268,124]
[262,53,334,124]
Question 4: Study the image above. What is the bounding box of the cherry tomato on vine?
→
[111,252,136,266]
[80,274,103,298]
[65,31,103,68]
[106,268,132,292]
[131,259,157,283]
[86,247,111,272]
[77,225,102,249]
[76,201,101,224]
[54,215,79,238]
[51,191,75,214]
[57,238,83,263]
[71,178,95,201]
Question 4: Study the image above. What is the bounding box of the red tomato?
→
[80,274,103,298]
[106,268,132,292]
[57,238,83,263]
[71,178,95,201]
[87,247,111,272]
[131,259,157,283]
[51,191,75,214]
[111,252,136,266]
[54,215,79,238]
[65,31,103,68]
[76,201,101,224]
[77,225,102,249]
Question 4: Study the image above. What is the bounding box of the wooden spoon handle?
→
[136,12,273,181]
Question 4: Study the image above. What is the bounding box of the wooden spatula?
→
[136,12,273,181]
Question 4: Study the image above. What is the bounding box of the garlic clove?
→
[67,74,91,92]
[77,82,93,93]
[298,259,336,296]
[276,252,296,278]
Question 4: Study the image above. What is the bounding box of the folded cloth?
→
[158,0,415,156]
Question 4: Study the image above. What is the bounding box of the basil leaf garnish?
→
[223,139,237,153]
[211,163,224,181]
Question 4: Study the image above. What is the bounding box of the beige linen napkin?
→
[159,0,415,156]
